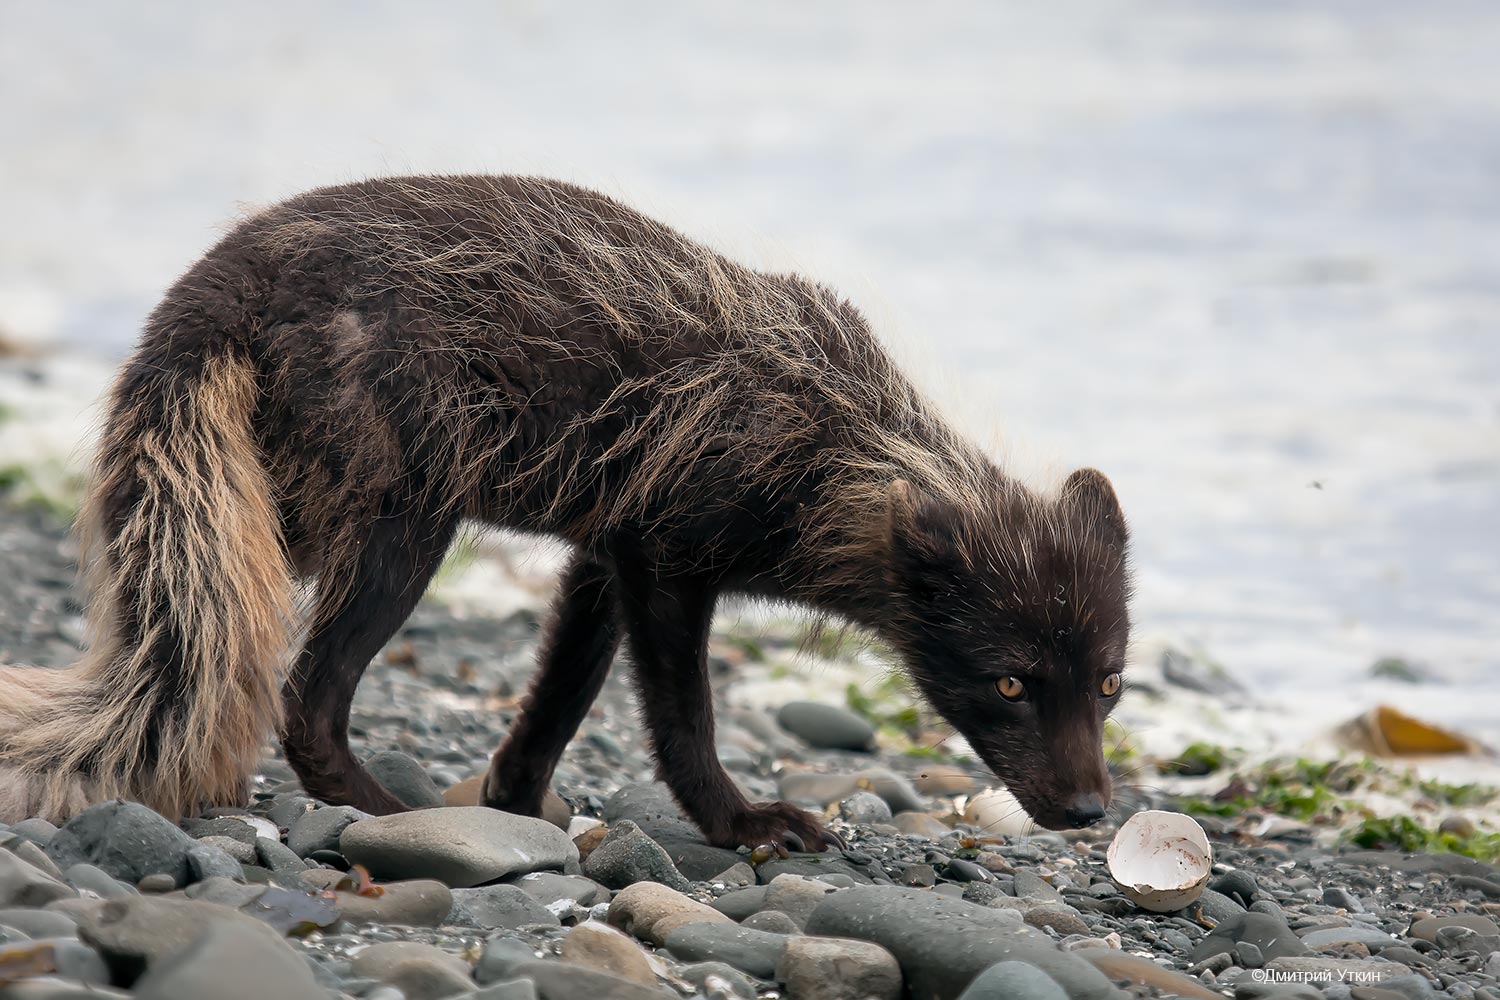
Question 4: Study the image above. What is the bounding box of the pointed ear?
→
[1060,467,1127,543]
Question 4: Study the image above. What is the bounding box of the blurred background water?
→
[2,1,1497,745]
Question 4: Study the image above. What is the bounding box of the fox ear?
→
[1060,468,1127,543]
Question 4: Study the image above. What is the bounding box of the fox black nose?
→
[1063,793,1106,828]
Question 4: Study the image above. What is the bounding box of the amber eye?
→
[1100,672,1122,697]
[996,676,1027,702]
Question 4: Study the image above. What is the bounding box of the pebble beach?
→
[3,1,1500,997]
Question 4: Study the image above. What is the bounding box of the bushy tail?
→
[0,345,294,823]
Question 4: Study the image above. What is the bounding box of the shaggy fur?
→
[0,176,1131,847]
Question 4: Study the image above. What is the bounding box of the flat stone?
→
[1079,951,1220,1000]
[1014,870,1064,904]
[350,940,470,980]
[607,881,732,945]
[384,959,476,1000]
[5,838,66,880]
[912,765,980,797]
[712,886,768,921]
[8,819,58,848]
[804,885,1123,1000]
[195,836,256,864]
[0,851,75,907]
[340,807,576,887]
[762,873,837,929]
[891,811,952,839]
[286,805,365,858]
[328,878,453,928]
[1408,914,1500,943]
[1300,926,1399,951]
[45,803,197,889]
[449,884,561,930]
[184,844,242,883]
[776,701,876,751]
[1025,904,1092,937]
[71,895,296,974]
[1191,911,1311,963]
[131,921,325,1000]
[583,820,691,891]
[561,922,658,987]
[742,909,800,934]
[364,750,445,808]
[0,908,78,937]
[776,935,901,1000]
[662,922,791,978]
[504,872,610,909]
[470,979,540,1000]
[500,958,675,1000]
[600,784,741,882]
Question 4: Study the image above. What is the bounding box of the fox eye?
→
[995,676,1027,702]
[1100,672,1122,697]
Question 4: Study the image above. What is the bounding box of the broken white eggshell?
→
[1106,809,1213,912]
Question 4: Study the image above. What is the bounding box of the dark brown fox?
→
[0,176,1131,849]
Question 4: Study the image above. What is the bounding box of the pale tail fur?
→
[0,352,293,823]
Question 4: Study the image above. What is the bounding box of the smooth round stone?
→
[71,895,299,972]
[1409,915,1500,943]
[912,765,980,797]
[8,819,59,848]
[301,872,453,928]
[839,792,893,825]
[776,935,901,1000]
[742,910,801,934]
[762,873,837,929]
[712,886,769,921]
[363,750,445,809]
[804,886,1121,1000]
[340,807,577,887]
[286,805,365,858]
[0,908,77,938]
[505,872,611,908]
[382,958,476,1000]
[184,844,243,883]
[131,922,324,1000]
[891,811,951,839]
[449,884,561,930]
[0,851,75,907]
[583,820,692,892]
[1024,905,1092,937]
[1210,870,1260,908]
[1190,912,1311,963]
[503,958,678,1000]
[608,882,732,945]
[561,922,659,987]
[662,922,792,979]
[45,803,196,888]
[958,960,1070,1000]
[776,701,876,751]
[350,940,470,980]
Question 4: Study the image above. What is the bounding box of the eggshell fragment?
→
[1106,810,1212,912]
